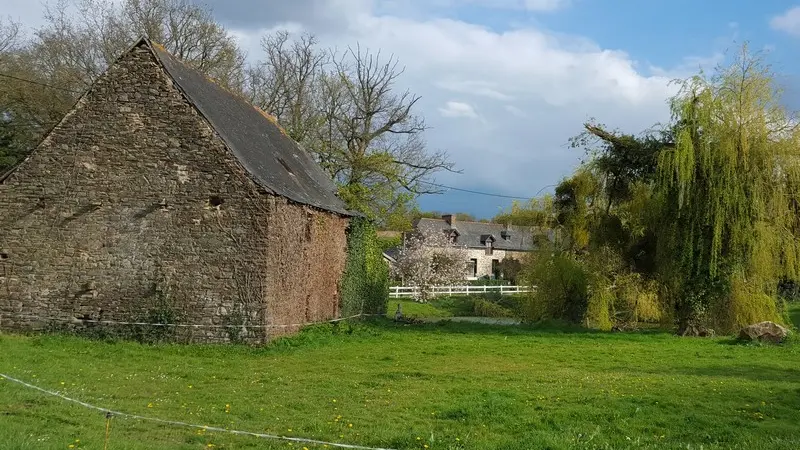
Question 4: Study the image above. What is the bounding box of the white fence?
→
[389,285,533,298]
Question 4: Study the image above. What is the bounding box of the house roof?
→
[147,39,352,216]
[413,218,551,251]
[382,246,400,263]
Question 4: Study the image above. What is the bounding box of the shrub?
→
[473,298,514,318]
[523,251,589,323]
[522,246,666,330]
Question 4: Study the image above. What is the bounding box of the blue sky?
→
[403,0,800,218]
[8,0,800,220]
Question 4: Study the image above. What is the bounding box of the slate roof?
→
[382,246,400,262]
[413,218,551,251]
[144,39,352,216]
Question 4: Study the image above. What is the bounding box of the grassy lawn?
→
[387,295,524,319]
[387,297,471,318]
[1,313,799,450]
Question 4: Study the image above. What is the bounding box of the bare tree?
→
[0,0,246,170]
[247,31,457,221]
[0,16,22,54]
[245,31,328,143]
[121,0,245,89]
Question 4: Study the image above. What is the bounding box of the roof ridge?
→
[139,38,353,216]
[419,217,538,228]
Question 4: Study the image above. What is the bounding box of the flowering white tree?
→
[392,228,467,302]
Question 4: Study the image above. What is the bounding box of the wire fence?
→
[0,311,385,346]
[0,312,371,329]
[0,373,398,450]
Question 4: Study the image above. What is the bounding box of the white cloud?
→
[439,101,480,118]
[771,6,800,37]
[12,0,711,215]
[227,5,693,197]
[504,105,528,118]
[436,0,569,11]
[649,53,725,79]
[435,79,513,100]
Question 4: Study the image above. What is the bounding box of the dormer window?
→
[446,228,460,243]
[501,230,511,240]
[481,234,495,255]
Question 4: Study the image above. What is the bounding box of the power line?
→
[419,180,556,200]
[0,373,398,450]
[0,73,81,94]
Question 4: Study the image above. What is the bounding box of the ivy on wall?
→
[340,217,389,316]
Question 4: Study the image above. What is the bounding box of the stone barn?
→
[0,38,354,343]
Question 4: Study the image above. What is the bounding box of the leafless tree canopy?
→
[0,0,246,158]
[245,32,456,219]
[0,17,22,54]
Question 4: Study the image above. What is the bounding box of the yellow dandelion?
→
[68,446,75,449]
[348,423,353,428]
[147,403,154,408]
[287,428,292,432]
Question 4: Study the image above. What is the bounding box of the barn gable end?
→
[0,39,349,343]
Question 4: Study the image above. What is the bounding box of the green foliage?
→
[523,251,589,324]
[554,170,600,251]
[0,118,33,175]
[375,234,402,253]
[468,277,511,286]
[534,44,800,335]
[492,196,555,227]
[655,46,799,332]
[497,257,523,283]
[523,246,664,330]
[472,298,515,318]
[340,217,390,316]
[408,209,481,223]
[585,284,614,331]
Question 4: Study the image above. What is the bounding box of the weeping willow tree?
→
[657,45,800,333]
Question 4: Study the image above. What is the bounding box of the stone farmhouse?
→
[395,214,552,280]
[0,38,354,343]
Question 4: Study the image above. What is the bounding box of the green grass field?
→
[388,295,524,319]
[1,312,799,450]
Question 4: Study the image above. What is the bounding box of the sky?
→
[5,0,800,219]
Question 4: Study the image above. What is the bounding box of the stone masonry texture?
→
[0,43,349,343]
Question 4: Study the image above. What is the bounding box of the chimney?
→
[442,214,455,227]
[502,222,512,240]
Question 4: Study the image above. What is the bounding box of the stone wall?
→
[0,42,348,343]
[464,249,529,279]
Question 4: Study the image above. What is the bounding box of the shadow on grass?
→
[361,316,673,338]
[788,302,800,329]
[628,363,800,384]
